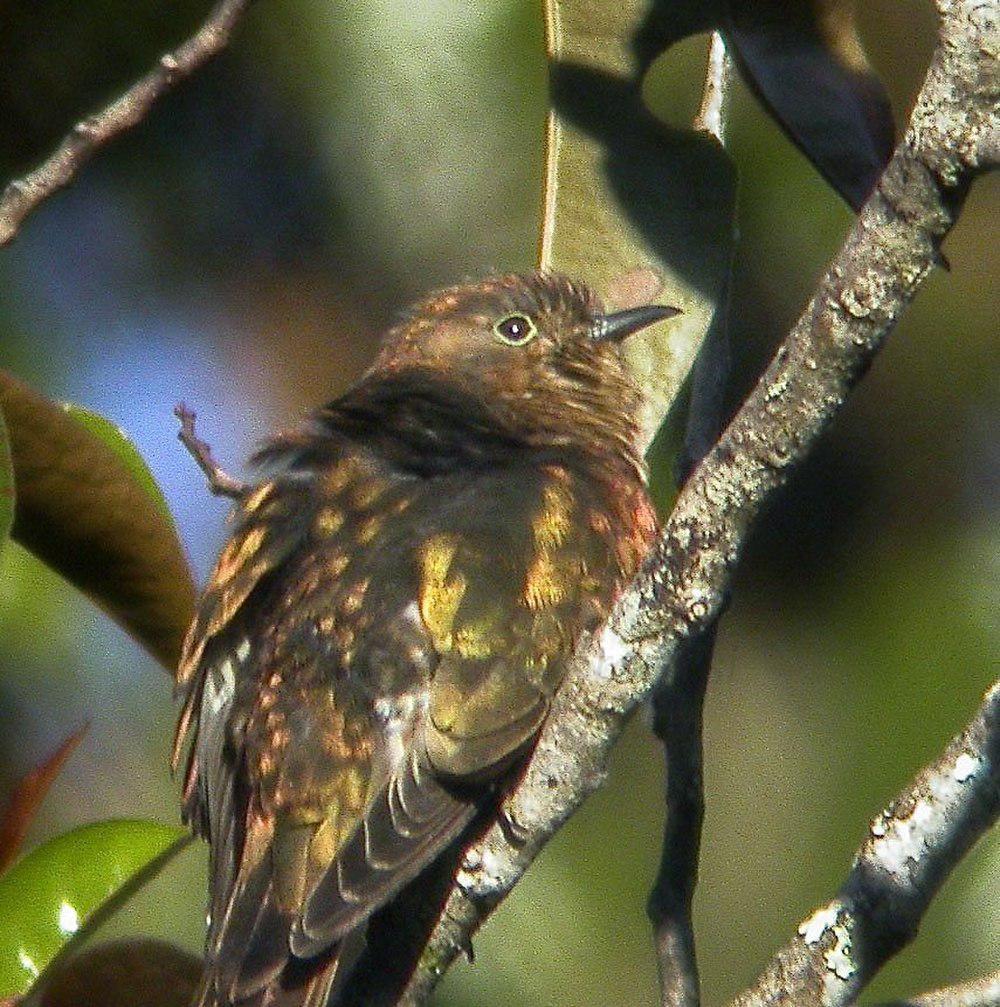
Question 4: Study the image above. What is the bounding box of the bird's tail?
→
[191,955,340,1007]
[192,930,368,1007]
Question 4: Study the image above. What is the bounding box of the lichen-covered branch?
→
[732,679,999,1007]
[0,0,254,247]
[396,0,998,1001]
[872,970,1000,1007]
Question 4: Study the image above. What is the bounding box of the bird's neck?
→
[257,373,646,486]
[319,374,526,474]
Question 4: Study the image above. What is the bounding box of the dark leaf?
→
[63,407,173,521]
[634,0,894,209]
[726,0,895,209]
[0,370,196,671]
[0,725,88,875]
[34,938,200,1007]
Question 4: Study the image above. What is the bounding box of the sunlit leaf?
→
[726,0,894,209]
[0,370,196,671]
[0,406,12,550]
[0,820,189,997]
[33,938,200,1007]
[541,0,737,461]
[0,726,88,875]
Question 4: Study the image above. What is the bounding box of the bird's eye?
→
[493,313,537,346]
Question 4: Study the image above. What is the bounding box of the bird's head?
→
[368,272,678,462]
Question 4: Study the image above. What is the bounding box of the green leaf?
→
[0,370,196,671]
[0,406,12,550]
[0,820,189,997]
[541,0,737,460]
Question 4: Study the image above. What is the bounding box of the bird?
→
[172,271,675,1006]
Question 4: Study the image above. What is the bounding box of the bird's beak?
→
[590,304,681,343]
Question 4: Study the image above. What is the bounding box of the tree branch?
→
[732,680,1000,1007]
[394,0,998,1001]
[871,970,1000,1007]
[0,0,255,248]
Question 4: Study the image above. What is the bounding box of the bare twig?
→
[871,970,1000,1007]
[174,403,247,498]
[732,680,1000,1007]
[693,32,731,145]
[648,291,732,1007]
[393,0,998,1001]
[0,0,255,247]
[646,627,715,1007]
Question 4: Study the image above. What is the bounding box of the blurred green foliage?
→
[0,0,996,1005]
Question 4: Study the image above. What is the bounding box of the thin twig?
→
[647,35,736,1002]
[390,0,998,1000]
[174,403,247,498]
[731,680,1000,1007]
[871,970,1000,1007]
[0,0,255,247]
[646,627,715,1007]
[692,33,731,145]
[647,303,732,1007]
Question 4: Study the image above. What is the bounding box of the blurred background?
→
[0,1,996,1004]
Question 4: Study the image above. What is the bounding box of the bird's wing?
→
[294,461,625,950]
[422,461,625,778]
[174,469,326,974]
[174,472,316,797]
[177,451,482,1003]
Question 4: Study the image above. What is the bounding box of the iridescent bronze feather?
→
[175,272,670,1006]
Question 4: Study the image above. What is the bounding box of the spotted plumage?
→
[174,272,671,1006]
